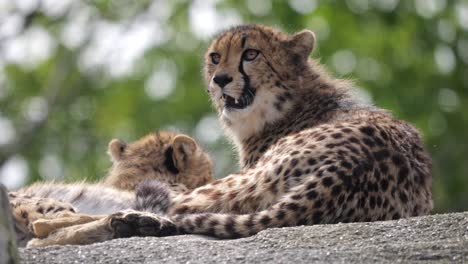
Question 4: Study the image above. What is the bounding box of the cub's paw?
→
[26,237,55,248]
[109,210,178,238]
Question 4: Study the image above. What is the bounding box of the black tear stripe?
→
[164,147,179,174]
[241,35,248,48]
[238,52,256,101]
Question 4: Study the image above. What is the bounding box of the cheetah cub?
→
[10,131,213,246]
[30,24,432,245]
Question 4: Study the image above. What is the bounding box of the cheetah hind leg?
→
[27,210,177,247]
[27,215,114,247]
[9,194,79,246]
[31,214,106,238]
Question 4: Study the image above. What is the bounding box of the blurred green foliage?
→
[0,0,467,213]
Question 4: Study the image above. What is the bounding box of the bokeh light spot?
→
[288,0,318,14]
[145,60,178,100]
[415,0,446,19]
[437,19,456,43]
[0,116,16,146]
[195,114,223,144]
[331,50,357,75]
[455,2,468,31]
[22,96,49,123]
[3,25,56,69]
[437,88,460,113]
[38,154,64,180]
[434,44,456,74]
[346,0,370,14]
[246,0,272,16]
[0,155,29,189]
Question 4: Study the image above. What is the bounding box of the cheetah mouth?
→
[222,87,256,110]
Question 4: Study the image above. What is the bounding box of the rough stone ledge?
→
[21,212,468,264]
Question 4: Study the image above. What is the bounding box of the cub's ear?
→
[289,30,316,58]
[108,139,126,162]
[171,135,197,172]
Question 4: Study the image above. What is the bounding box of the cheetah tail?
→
[134,180,172,215]
[171,201,320,238]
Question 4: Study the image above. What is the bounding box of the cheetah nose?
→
[213,74,233,88]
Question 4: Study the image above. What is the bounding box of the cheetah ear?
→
[290,30,316,57]
[108,139,126,162]
[172,135,197,172]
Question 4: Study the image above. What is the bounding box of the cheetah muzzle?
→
[222,86,256,110]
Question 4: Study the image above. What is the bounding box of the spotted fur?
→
[108,24,432,239]
[26,24,432,246]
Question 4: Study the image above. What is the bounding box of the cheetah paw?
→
[109,210,178,238]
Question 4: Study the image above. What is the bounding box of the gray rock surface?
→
[21,212,467,263]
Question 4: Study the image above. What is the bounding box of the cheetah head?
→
[204,25,316,141]
[105,131,214,191]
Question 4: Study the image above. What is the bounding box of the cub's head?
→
[204,25,316,142]
[105,131,213,192]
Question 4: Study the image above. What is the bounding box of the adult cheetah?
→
[29,24,432,246]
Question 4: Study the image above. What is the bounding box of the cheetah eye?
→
[243,49,259,61]
[210,53,221,65]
